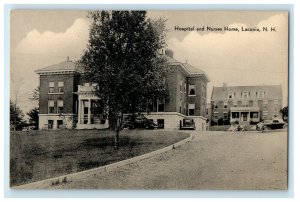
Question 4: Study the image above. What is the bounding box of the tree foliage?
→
[10,100,26,131]
[78,11,168,148]
[29,86,40,103]
[280,106,288,122]
[27,86,40,129]
[27,107,39,129]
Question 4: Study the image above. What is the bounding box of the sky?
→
[10,10,288,116]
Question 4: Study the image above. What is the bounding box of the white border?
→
[1,0,298,201]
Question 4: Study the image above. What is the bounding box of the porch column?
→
[247,112,250,122]
[88,99,91,124]
[239,111,241,123]
[78,99,82,124]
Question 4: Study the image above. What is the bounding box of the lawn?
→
[10,129,189,187]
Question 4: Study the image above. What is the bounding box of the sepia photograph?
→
[9,10,288,190]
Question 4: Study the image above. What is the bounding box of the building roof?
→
[35,58,76,74]
[182,63,206,75]
[164,54,209,81]
[211,85,282,101]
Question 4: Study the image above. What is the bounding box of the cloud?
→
[167,14,288,106]
[11,18,90,114]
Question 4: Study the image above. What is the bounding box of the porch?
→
[230,107,260,124]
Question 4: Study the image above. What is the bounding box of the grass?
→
[209,125,257,131]
[10,129,189,187]
[209,125,231,131]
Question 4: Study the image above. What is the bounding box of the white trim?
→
[48,92,64,95]
[35,70,76,75]
[39,113,76,116]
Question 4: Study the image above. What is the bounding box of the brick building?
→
[210,84,282,125]
[36,51,209,130]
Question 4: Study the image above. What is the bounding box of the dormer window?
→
[228,91,234,99]
[242,91,249,99]
[258,90,264,98]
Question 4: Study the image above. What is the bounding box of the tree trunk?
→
[114,129,120,150]
[114,112,123,150]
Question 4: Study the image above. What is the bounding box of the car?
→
[122,114,158,129]
[256,119,287,131]
[180,118,196,130]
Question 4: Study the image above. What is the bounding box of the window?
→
[232,112,239,119]
[201,84,206,98]
[253,100,258,107]
[57,120,64,129]
[57,100,64,113]
[258,90,264,98]
[189,84,196,95]
[223,112,228,120]
[214,112,219,120]
[158,99,165,112]
[223,101,228,109]
[242,91,249,99]
[157,119,164,129]
[273,100,279,115]
[233,100,237,107]
[184,82,187,93]
[147,99,155,112]
[263,111,268,119]
[180,80,183,92]
[58,81,64,93]
[48,100,55,113]
[242,100,249,107]
[228,91,234,99]
[263,100,268,108]
[48,120,54,129]
[250,112,258,118]
[179,99,182,114]
[49,82,55,93]
[188,104,195,116]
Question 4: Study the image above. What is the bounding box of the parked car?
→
[256,119,287,131]
[122,114,158,129]
[180,118,196,130]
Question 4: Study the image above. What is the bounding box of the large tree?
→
[78,11,168,149]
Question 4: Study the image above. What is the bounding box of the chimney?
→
[222,82,227,88]
[67,56,70,61]
[165,49,174,58]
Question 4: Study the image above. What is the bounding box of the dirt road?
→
[52,131,288,190]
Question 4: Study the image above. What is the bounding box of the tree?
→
[78,11,168,149]
[27,86,40,129]
[29,86,40,102]
[280,106,288,122]
[10,100,26,131]
[27,107,39,129]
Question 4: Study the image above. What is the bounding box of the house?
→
[210,84,282,125]
[35,50,209,130]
